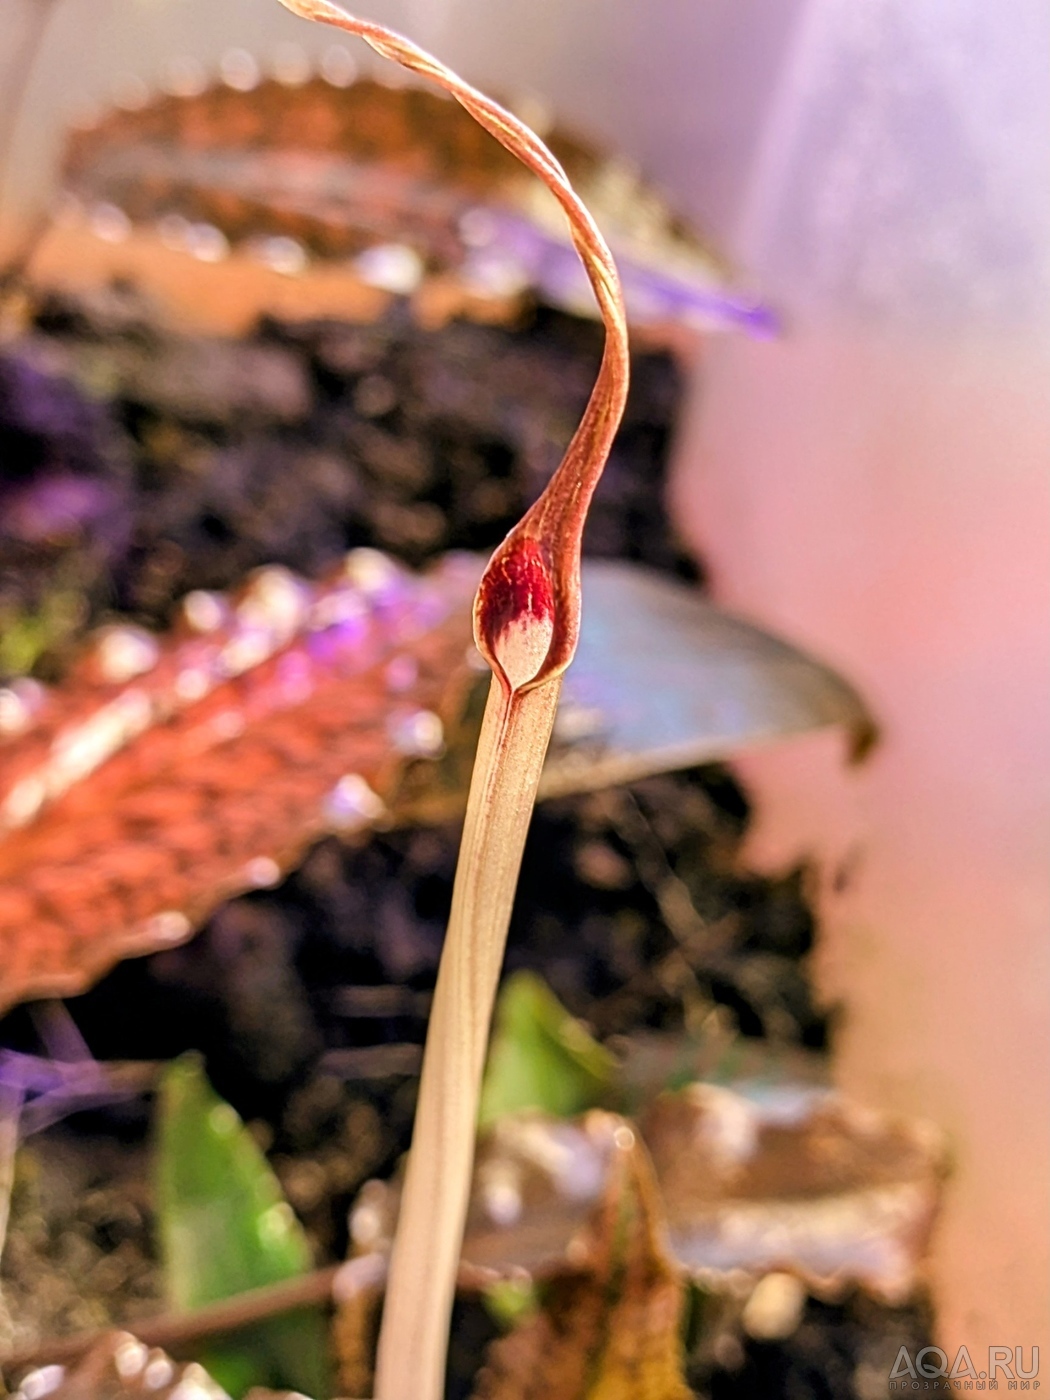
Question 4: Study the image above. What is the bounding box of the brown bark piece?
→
[470,1118,693,1400]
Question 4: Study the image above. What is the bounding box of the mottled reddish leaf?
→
[0,554,875,1016]
[0,550,480,1012]
[58,75,771,336]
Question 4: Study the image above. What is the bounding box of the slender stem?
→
[272,8,629,1395]
[374,675,560,1399]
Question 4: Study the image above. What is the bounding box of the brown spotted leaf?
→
[468,1113,693,1400]
[0,556,873,1016]
[0,549,480,1012]
[56,75,771,336]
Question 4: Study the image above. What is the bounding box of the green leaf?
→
[483,1278,539,1332]
[154,1053,330,1398]
[479,972,618,1127]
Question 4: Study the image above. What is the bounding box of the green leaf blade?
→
[479,971,618,1127]
[155,1053,330,1398]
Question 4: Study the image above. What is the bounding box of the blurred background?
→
[2,0,1048,1369]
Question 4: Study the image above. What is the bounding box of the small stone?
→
[742,1271,807,1341]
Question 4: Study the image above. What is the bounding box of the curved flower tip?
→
[474,535,556,693]
[274,0,628,700]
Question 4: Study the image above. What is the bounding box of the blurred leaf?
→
[395,560,877,828]
[480,972,618,1127]
[0,552,478,1014]
[155,1054,330,1398]
[541,561,877,801]
[483,1279,539,1331]
[356,1083,945,1305]
[60,75,767,337]
[0,559,874,1018]
[469,1120,693,1400]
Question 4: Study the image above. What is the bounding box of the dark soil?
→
[0,284,929,1397]
[1,283,693,679]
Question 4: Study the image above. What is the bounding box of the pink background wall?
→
[674,325,1050,1356]
[669,0,1050,1353]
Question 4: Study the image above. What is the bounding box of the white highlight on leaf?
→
[257,1201,295,1246]
[271,42,312,87]
[182,590,226,634]
[388,709,444,758]
[742,1272,807,1340]
[157,214,192,251]
[354,243,424,295]
[113,1337,149,1379]
[208,1103,238,1136]
[1,776,46,829]
[237,566,311,642]
[185,223,229,264]
[0,680,43,737]
[252,235,309,277]
[344,547,402,599]
[49,690,152,790]
[324,773,386,831]
[320,44,358,87]
[219,48,260,92]
[163,57,208,98]
[145,911,192,945]
[89,203,132,244]
[97,626,160,684]
[174,667,211,704]
[209,710,246,743]
[243,856,281,889]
